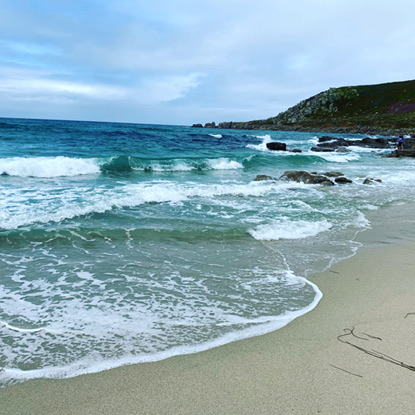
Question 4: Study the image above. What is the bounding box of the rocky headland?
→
[193,79,415,136]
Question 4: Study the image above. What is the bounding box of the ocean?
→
[1,117,414,386]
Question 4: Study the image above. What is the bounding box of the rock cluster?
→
[311,136,392,152]
[262,136,396,154]
[254,170,382,186]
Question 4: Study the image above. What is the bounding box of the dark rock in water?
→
[1,172,9,176]
[266,142,287,151]
[318,136,338,143]
[254,174,275,181]
[324,171,344,177]
[291,149,302,153]
[396,149,415,157]
[280,170,334,186]
[335,147,350,153]
[204,122,216,128]
[312,136,393,153]
[363,177,382,185]
[382,151,398,158]
[192,124,203,128]
[335,177,353,184]
[311,146,333,152]
[360,137,389,147]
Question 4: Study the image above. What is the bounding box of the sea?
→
[1,117,414,386]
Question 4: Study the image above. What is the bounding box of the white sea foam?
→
[246,134,273,151]
[0,271,322,384]
[209,134,223,138]
[0,157,100,177]
[311,152,361,163]
[134,158,243,172]
[207,158,243,170]
[0,181,274,229]
[249,219,332,241]
[140,162,194,172]
[0,321,47,333]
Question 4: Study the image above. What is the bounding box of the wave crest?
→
[0,156,245,178]
[0,157,100,178]
[249,219,332,241]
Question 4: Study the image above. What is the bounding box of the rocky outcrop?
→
[266,142,286,151]
[253,174,275,181]
[193,80,415,136]
[334,177,353,184]
[279,171,335,186]
[311,136,393,152]
[253,170,383,186]
[385,149,415,158]
[363,177,383,184]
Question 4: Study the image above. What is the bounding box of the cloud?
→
[138,74,203,103]
[1,0,415,124]
[0,67,126,102]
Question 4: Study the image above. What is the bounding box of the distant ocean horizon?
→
[1,117,414,386]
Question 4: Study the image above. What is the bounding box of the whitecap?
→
[246,134,273,151]
[249,219,332,241]
[0,157,100,178]
[207,158,243,170]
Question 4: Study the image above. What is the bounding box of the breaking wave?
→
[0,156,245,178]
[249,219,332,241]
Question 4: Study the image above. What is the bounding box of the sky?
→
[0,0,415,125]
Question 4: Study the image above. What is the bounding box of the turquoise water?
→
[1,118,415,385]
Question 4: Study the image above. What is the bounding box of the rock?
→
[360,137,390,147]
[396,149,415,157]
[280,170,334,186]
[335,177,353,184]
[204,122,216,128]
[324,171,344,177]
[291,149,302,153]
[218,122,234,129]
[266,142,287,151]
[192,124,203,128]
[312,136,393,152]
[318,136,337,143]
[363,177,382,185]
[335,147,350,153]
[311,147,333,152]
[254,174,275,181]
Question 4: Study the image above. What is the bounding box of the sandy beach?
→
[2,205,415,414]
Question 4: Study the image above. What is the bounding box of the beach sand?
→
[2,207,415,414]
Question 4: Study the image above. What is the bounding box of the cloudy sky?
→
[1,0,414,125]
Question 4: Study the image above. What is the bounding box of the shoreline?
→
[2,204,415,414]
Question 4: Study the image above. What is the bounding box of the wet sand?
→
[2,208,415,414]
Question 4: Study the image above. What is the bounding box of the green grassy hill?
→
[218,80,415,135]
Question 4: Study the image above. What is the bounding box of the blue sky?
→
[1,0,414,125]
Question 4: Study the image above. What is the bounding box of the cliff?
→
[196,80,415,135]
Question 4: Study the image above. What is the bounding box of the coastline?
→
[2,204,415,414]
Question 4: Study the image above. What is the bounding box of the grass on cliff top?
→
[258,79,415,128]
[332,79,415,119]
